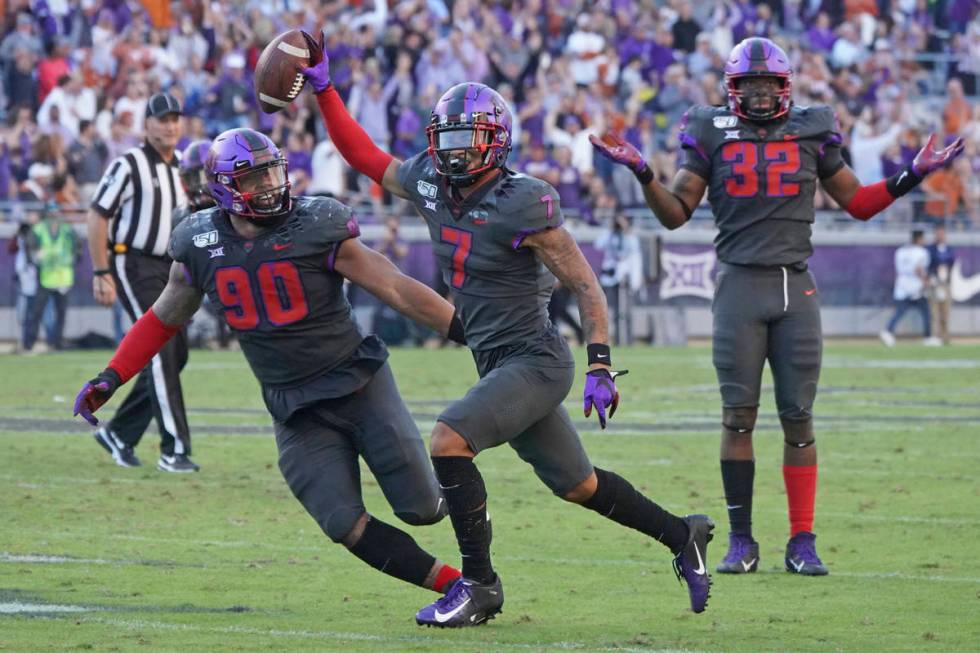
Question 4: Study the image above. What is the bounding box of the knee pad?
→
[780,417,815,449]
[722,407,758,436]
[395,505,446,527]
[323,505,365,542]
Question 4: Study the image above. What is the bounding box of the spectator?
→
[22,202,78,353]
[595,213,643,345]
[66,119,109,202]
[880,230,934,346]
[9,211,39,351]
[0,13,44,68]
[37,73,98,138]
[926,225,955,345]
[37,36,73,105]
[5,47,40,113]
[672,1,702,54]
[830,22,868,69]
[943,78,972,137]
[566,13,606,87]
[850,108,902,184]
[921,156,969,225]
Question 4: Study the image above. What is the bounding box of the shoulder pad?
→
[787,104,839,139]
[290,196,360,245]
[679,105,732,160]
[495,172,563,247]
[396,151,438,195]
[168,208,220,262]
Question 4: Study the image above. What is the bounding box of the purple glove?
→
[583,368,627,430]
[73,369,121,426]
[589,132,646,174]
[912,133,965,177]
[300,30,332,94]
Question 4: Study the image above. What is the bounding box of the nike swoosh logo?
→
[434,597,470,623]
[596,354,608,359]
[741,558,756,572]
[951,260,980,302]
[897,171,908,185]
[726,504,742,510]
[790,559,805,572]
[272,243,292,251]
[692,543,706,575]
[804,288,816,296]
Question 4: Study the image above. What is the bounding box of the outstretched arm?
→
[590,132,706,229]
[73,263,203,425]
[301,30,410,199]
[823,133,964,220]
[333,238,464,343]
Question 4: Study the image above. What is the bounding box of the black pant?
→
[23,287,68,350]
[108,251,192,456]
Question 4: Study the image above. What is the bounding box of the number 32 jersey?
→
[168,196,365,388]
[679,104,845,266]
[397,152,562,351]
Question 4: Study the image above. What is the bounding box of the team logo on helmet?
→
[426,82,513,187]
[724,37,793,122]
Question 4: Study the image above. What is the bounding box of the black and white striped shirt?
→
[91,142,186,257]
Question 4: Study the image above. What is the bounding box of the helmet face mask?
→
[427,83,512,187]
[206,128,291,221]
[724,38,793,122]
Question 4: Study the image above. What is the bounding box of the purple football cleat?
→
[415,576,503,628]
[672,514,714,613]
[785,531,828,576]
[716,532,759,574]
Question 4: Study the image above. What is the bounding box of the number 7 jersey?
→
[679,104,845,266]
[396,152,562,350]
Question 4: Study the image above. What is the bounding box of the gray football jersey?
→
[396,152,562,350]
[680,104,845,265]
[169,196,365,388]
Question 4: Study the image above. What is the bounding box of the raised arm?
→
[822,133,964,220]
[300,31,410,199]
[73,262,203,425]
[590,132,706,229]
[333,238,464,344]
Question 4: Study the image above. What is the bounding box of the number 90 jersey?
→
[679,104,845,266]
[397,152,563,350]
[168,197,364,388]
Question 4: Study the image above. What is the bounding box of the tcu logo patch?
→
[193,230,219,248]
[417,180,438,199]
[713,116,738,129]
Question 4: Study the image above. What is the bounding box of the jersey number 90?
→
[215,261,309,329]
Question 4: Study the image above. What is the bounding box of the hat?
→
[145,92,182,119]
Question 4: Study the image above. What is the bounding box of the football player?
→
[175,139,215,222]
[74,128,466,597]
[301,32,715,626]
[592,37,964,576]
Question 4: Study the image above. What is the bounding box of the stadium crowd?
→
[0,0,978,228]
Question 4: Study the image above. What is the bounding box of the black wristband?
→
[587,343,612,366]
[447,310,466,345]
[634,164,654,185]
[93,268,111,276]
[885,164,923,198]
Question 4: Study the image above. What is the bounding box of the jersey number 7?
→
[722,141,801,198]
[440,225,473,289]
[215,261,309,329]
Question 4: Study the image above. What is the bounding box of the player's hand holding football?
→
[583,368,628,430]
[911,133,965,177]
[300,30,331,94]
[589,132,647,174]
[73,369,122,426]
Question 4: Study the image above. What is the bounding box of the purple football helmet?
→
[724,37,792,122]
[179,139,213,210]
[426,82,512,186]
[206,128,291,220]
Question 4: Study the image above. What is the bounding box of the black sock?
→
[347,516,435,588]
[582,467,689,553]
[431,456,495,584]
[720,459,754,536]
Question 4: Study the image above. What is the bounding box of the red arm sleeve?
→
[844,180,895,221]
[107,308,180,383]
[314,86,394,185]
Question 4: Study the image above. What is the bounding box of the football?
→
[253,29,312,113]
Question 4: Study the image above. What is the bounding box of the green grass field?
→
[2,343,979,652]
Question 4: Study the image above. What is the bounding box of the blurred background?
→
[2,0,978,349]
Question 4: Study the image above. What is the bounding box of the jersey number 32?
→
[722,141,801,198]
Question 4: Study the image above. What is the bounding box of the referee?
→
[85,92,198,473]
